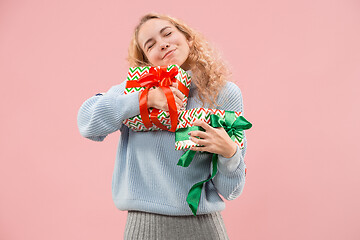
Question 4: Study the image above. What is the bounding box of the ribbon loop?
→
[210,113,252,142]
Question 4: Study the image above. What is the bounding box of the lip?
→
[163,49,176,59]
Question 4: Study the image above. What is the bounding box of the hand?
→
[146,82,184,111]
[189,120,237,158]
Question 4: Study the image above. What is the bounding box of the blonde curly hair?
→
[127,13,232,108]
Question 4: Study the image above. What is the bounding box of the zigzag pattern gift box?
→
[175,108,247,150]
[122,64,191,132]
[175,107,252,216]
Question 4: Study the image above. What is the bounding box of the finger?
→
[170,87,185,102]
[174,95,183,108]
[190,146,208,152]
[189,136,207,146]
[189,130,207,139]
[193,119,212,132]
[169,87,184,108]
[171,82,179,88]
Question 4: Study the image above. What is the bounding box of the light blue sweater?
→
[77,71,248,216]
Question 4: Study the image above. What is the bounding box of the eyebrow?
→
[143,26,172,49]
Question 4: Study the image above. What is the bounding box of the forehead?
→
[137,19,174,44]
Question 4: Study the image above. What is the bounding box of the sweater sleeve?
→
[211,82,248,200]
[77,81,140,142]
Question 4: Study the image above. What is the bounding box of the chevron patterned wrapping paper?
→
[175,108,244,150]
[122,64,191,131]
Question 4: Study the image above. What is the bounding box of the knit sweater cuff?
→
[217,145,242,174]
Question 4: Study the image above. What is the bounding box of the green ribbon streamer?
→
[176,111,252,216]
[176,126,203,167]
[186,154,218,215]
[177,149,196,167]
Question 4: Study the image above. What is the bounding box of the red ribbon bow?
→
[137,66,179,132]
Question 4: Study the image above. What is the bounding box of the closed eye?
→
[148,32,171,50]
[148,43,154,49]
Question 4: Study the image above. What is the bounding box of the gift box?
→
[175,108,247,150]
[175,108,252,216]
[122,64,191,132]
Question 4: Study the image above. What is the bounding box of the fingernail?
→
[188,132,191,136]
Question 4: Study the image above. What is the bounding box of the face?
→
[137,18,193,71]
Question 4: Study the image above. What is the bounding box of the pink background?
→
[1,0,359,239]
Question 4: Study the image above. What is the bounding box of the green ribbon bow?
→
[176,111,252,216]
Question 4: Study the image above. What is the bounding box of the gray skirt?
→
[124,210,229,240]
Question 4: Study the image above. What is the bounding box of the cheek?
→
[181,46,190,60]
[145,51,155,61]
[146,52,161,65]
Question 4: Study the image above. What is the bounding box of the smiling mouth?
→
[163,50,175,59]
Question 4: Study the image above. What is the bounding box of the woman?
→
[78,13,248,240]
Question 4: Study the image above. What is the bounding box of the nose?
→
[160,43,170,50]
